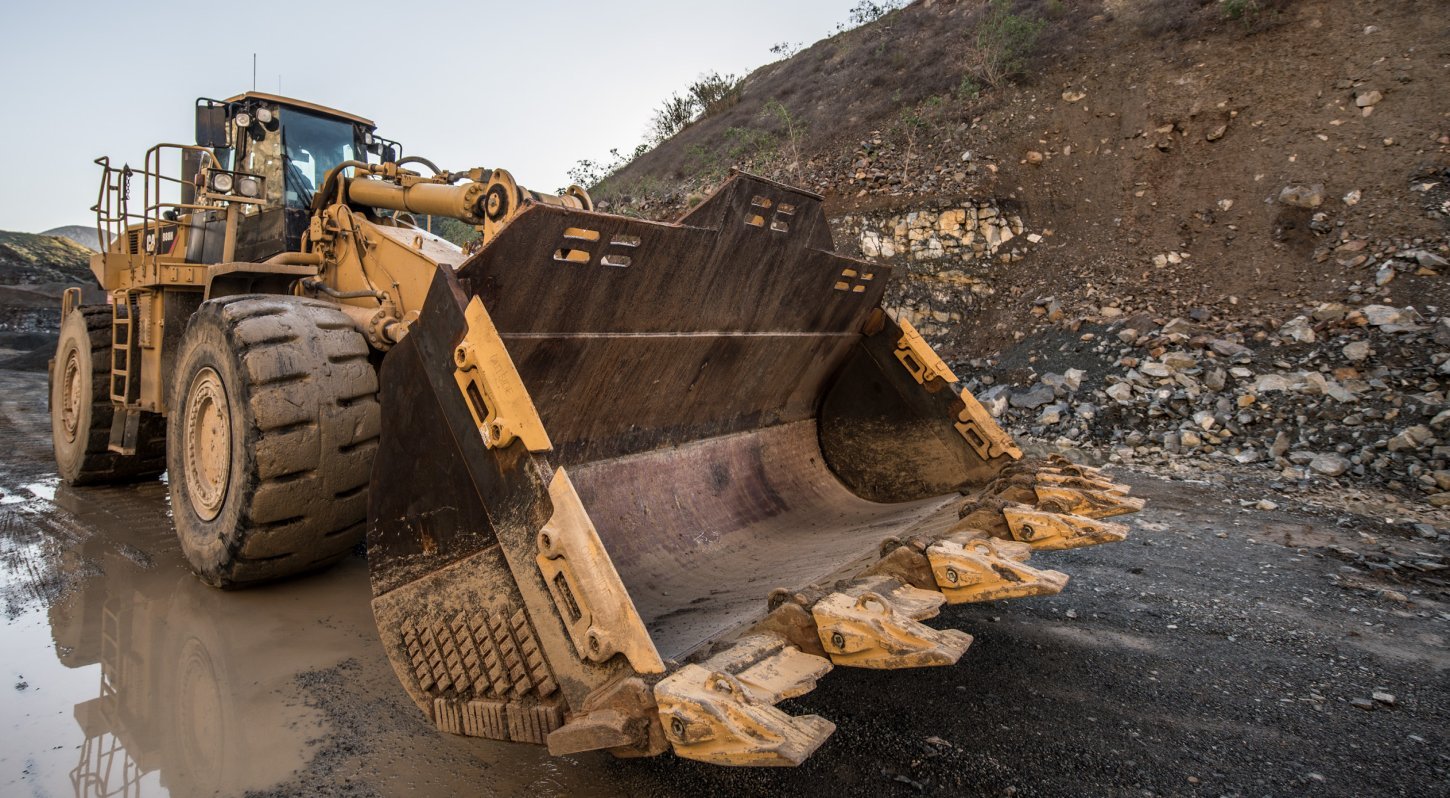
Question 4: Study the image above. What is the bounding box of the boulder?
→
[1278,316,1316,343]
[1387,425,1434,452]
[1010,384,1056,409]
[1308,453,1350,477]
[1278,184,1325,209]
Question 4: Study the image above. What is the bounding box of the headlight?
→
[236,175,261,198]
[233,112,252,129]
[255,107,274,125]
[210,172,235,193]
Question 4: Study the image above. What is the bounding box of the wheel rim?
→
[183,367,231,521]
[59,347,83,444]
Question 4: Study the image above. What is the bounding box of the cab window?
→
[280,109,359,208]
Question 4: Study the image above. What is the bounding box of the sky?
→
[0,0,865,233]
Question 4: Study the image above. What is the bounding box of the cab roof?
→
[223,92,375,128]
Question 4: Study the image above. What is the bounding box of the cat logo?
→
[144,227,177,255]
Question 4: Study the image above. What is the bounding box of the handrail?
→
[92,143,258,274]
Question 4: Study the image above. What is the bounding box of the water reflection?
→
[46,483,364,798]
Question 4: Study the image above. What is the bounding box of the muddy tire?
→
[168,296,379,588]
[50,306,166,485]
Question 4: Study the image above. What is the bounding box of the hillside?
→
[41,224,103,252]
[599,0,1448,348]
[0,230,95,287]
[0,231,98,362]
[596,0,1450,507]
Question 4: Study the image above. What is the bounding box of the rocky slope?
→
[595,0,1449,510]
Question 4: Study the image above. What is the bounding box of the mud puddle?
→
[0,370,617,797]
[0,480,617,798]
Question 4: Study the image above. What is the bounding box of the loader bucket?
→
[367,172,1139,765]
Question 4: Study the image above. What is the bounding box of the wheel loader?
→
[51,91,1143,766]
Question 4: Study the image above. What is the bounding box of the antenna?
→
[252,53,257,91]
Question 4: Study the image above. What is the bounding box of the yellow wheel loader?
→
[52,92,1143,766]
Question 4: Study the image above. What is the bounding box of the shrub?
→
[765,100,808,179]
[1220,0,1261,22]
[423,216,479,248]
[649,93,698,145]
[972,0,1047,89]
[688,71,743,117]
[1133,0,1210,37]
[832,0,906,35]
[849,0,904,26]
[566,144,650,190]
[894,105,931,183]
[647,72,743,145]
[724,127,777,162]
[769,41,802,58]
[954,74,982,100]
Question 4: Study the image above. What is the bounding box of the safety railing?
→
[91,144,263,272]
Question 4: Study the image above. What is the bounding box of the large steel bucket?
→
[366,173,1138,765]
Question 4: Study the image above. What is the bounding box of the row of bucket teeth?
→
[655,459,1142,766]
[959,459,1140,550]
[985,468,1145,521]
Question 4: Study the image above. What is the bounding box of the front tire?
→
[50,306,165,485]
[168,296,380,587]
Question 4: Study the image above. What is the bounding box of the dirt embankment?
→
[593,0,1450,506]
[600,0,1449,351]
[0,230,98,367]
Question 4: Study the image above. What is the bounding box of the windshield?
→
[281,109,359,208]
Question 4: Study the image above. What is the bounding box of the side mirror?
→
[196,105,227,148]
[382,145,398,164]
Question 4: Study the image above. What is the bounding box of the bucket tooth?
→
[864,577,947,620]
[654,664,835,766]
[833,573,948,621]
[701,634,833,705]
[1034,470,1130,495]
[942,530,1034,562]
[1034,484,1146,519]
[811,585,972,669]
[1000,504,1129,550]
[1034,455,1101,479]
[925,537,1070,603]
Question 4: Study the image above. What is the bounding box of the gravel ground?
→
[1,367,1445,798]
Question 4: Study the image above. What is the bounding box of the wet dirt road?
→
[1,366,1446,797]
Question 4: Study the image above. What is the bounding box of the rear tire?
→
[167,296,380,588]
[50,306,166,485]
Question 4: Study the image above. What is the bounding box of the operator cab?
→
[188,92,399,262]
